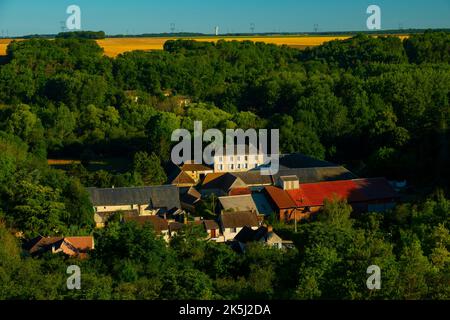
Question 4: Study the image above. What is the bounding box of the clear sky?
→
[0,0,449,36]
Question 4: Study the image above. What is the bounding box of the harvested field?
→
[0,35,409,57]
[96,36,352,57]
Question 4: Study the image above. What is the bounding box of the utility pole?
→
[294,210,297,233]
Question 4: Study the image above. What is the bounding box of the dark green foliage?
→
[0,34,449,183]
[405,31,450,64]
[302,34,408,68]
[133,151,167,185]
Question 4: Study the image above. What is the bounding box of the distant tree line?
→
[56,31,106,39]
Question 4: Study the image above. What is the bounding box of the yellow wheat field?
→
[0,39,13,56]
[1,35,409,57]
[0,36,350,57]
[96,36,352,57]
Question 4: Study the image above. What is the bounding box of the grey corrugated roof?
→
[88,185,181,209]
[272,167,356,184]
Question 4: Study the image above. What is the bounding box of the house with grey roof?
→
[218,211,261,242]
[88,185,182,228]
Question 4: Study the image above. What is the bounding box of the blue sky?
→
[0,0,449,36]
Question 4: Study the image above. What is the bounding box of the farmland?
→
[95,35,353,57]
[0,35,412,57]
[2,35,353,57]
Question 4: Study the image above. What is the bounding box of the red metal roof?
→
[287,178,397,207]
[264,186,296,209]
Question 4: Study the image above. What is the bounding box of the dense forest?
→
[0,31,449,299]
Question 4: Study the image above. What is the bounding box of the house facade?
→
[213,145,266,173]
[218,211,260,241]
[203,220,220,240]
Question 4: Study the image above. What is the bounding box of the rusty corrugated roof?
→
[264,186,296,209]
[287,178,398,207]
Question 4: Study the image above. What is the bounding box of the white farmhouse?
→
[213,144,266,173]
